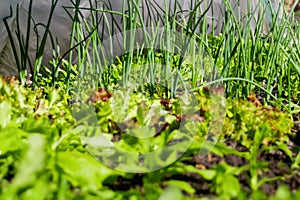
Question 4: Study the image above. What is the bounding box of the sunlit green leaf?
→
[0,101,12,128]
[158,185,182,200]
[57,150,121,191]
[164,180,195,194]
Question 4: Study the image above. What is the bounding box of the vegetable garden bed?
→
[0,0,300,199]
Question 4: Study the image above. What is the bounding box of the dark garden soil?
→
[104,92,300,198]
[105,137,300,198]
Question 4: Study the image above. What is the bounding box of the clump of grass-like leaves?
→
[3,0,300,113]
